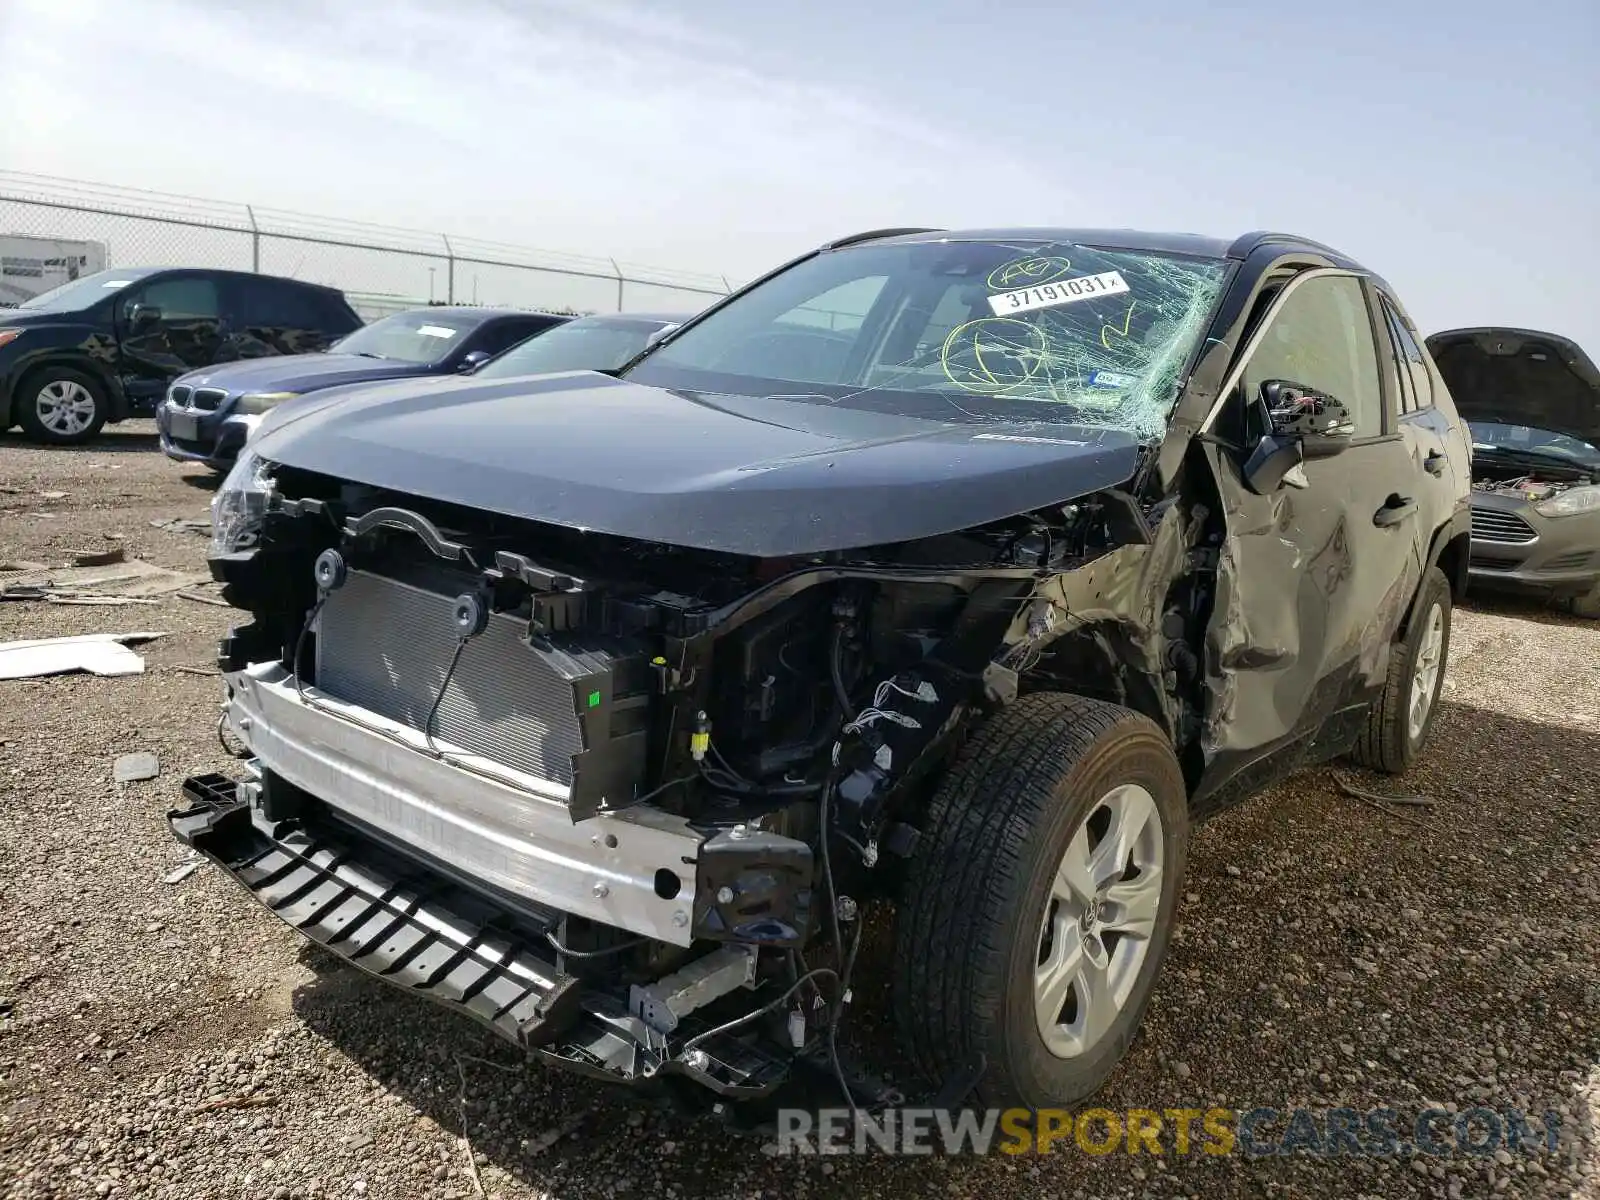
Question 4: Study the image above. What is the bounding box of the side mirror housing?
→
[126,302,162,333]
[1261,379,1355,458]
[1241,379,1353,494]
[458,350,493,373]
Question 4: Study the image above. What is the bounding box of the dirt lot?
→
[1,422,1597,1200]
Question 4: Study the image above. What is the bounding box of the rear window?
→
[236,277,354,333]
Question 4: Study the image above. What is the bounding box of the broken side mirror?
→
[1240,380,1354,494]
[1262,379,1355,458]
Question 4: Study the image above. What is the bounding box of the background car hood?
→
[1427,327,1600,444]
[252,371,1143,557]
[181,353,437,395]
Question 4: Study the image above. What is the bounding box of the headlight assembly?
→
[210,451,277,556]
[234,391,299,415]
[1535,484,1600,518]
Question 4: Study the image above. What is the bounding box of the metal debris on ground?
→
[194,1093,276,1114]
[149,516,212,536]
[0,560,207,606]
[0,632,167,681]
[114,752,161,783]
[1335,776,1434,825]
[71,547,126,567]
[175,588,232,608]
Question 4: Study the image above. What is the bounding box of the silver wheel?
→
[1034,782,1164,1059]
[1408,602,1445,741]
[35,379,99,437]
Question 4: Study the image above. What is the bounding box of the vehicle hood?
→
[251,371,1143,557]
[1426,327,1600,445]
[0,307,95,330]
[180,353,437,395]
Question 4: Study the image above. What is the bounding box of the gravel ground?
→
[1,422,1596,1200]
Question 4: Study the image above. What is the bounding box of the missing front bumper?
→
[168,773,797,1099]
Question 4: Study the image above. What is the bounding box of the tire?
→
[1350,566,1452,774]
[1561,582,1600,620]
[893,693,1189,1109]
[16,366,108,445]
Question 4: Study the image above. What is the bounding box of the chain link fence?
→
[0,172,736,320]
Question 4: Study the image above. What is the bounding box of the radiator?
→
[314,570,585,785]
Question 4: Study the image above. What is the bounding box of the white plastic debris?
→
[0,632,167,680]
[114,752,160,782]
[162,861,202,885]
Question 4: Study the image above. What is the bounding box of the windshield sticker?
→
[1089,369,1136,389]
[987,270,1129,317]
[417,325,459,338]
[101,280,132,289]
[986,256,1076,290]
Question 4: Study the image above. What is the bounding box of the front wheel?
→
[1561,581,1600,620]
[1350,565,1452,773]
[17,366,108,445]
[893,694,1189,1108]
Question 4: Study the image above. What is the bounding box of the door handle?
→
[1373,495,1417,528]
[1423,450,1446,477]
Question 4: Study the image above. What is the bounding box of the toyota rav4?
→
[170,227,1471,1118]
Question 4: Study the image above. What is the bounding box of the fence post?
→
[609,259,624,313]
[245,205,260,272]
[441,233,455,304]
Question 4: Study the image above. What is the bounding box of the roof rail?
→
[818,227,945,251]
[1227,230,1350,261]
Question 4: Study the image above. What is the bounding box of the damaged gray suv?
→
[172,227,1471,1117]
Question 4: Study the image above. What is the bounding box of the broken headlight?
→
[210,450,277,556]
[1535,485,1600,518]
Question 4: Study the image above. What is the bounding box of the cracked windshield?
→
[628,239,1229,442]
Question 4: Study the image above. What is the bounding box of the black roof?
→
[115,266,347,295]
[839,227,1369,272]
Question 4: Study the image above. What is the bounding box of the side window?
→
[236,279,325,330]
[1241,275,1384,438]
[134,275,220,320]
[1380,299,1433,412]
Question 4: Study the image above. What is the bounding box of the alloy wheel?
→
[1408,602,1445,741]
[1034,783,1165,1058]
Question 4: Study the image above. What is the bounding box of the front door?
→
[116,273,225,406]
[1197,271,1424,804]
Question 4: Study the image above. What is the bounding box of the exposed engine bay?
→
[1470,474,1590,502]
[170,456,1213,1112]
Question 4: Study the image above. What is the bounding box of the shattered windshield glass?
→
[625,239,1230,442]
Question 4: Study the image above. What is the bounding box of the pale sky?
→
[2,0,1596,347]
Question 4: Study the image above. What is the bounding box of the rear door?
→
[1198,270,1425,797]
[1374,292,1465,523]
[114,271,225,405]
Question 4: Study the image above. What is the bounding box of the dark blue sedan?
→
[158,306,569,469]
